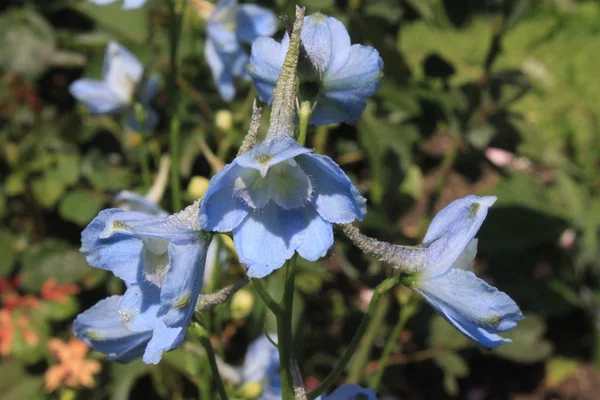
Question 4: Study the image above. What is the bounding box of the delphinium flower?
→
[248,13,383,125]
[204,0,277,101]
[70,41,159,132]
[73,202,212,364]
[199,135,366,278]
[88,0,146,9]
[343,195,523,349]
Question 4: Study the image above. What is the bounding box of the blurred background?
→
[1,0,599,399]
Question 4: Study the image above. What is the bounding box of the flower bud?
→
[215,110,233,132]
[187,176,210,199]
[239,381,262,399]
[231,289,254,319]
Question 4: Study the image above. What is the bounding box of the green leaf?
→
[38,297,79,322]
[494,314,553,363]
[427,315,470,350]
[72,2,148,44]
[59,189,105,226]
[31,177,65,208]
[0,363,43,400]
[0,233,16,275]
[20,240,89,291]
[110,359,152,400]
[546,357,580,388]
[47,153,81,186]
[434,351,469,378]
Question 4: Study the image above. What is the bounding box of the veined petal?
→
[301,14,351,75]
[158,238,211,328]
[233,203,306,278]
[73,296,151,363]
[118,279,161,333]
[296,205,333,261]
[420,196,496,278]
[237,4,277,44]
[247,36,287,104]
[69,79,125,114]
[143,320,182,364]
[103,41,143,104]
[200,163,251,232]
[235,136,312,176]
[321,384,378,400]
[296,153,366,223]
[324,45,383,93]
[81,209,144,286]
[415,269,523,349]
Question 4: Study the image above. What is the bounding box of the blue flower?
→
[73,204,211,364]
[114,191,168,216]
[406,195,523,349]
[205,0,277,101]
[70,41,158,132]
[318,384,377,400]
[89,0,146,9]
[199,136,366,278]
[241,335,281,400]
[248,13,383,126]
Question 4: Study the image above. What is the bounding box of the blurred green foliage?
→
[2,0,600,398]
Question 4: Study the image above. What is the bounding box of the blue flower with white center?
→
[205,0,277,101]
[401,195,523,349]
[248,13,383,126]
[73,203,211,364]
[70,41,159,132]
[199,135,366,278]
[88,0,146,9]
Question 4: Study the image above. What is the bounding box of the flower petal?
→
[241,335,278,384]
[81,209,144,286]
[142,320,182,364]
[233,204,306,278]
[295,205,333,261]
[235,136,312,176]
[205,39,236,102]
[118,280,161,333]
[69,79,125,114]
[103,41,143,104]
[200,163,251,232]
[420,195,496,278]
[321,384,377,400]
[73,296,151,363]
[324,44,382,93]
[114,191,167,216]
[415,269,523,349]
[123,0,146,9]
[247,36,287,104]
[236,4,277,44]
[301,14,351,75]
[296,153,366,223]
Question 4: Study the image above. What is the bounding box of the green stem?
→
[138,135,152,190]
[200,336,229,400]
[307,276,401,400]
[167,0,185,212]
[277,256,298,400]
[297,101,312,147]
[368,303,415,389]
[251,278,282,316]
[314,125,329,154]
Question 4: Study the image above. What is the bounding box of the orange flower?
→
[44,338,101,392]
[0,309,14,356]
[40,278,79,303]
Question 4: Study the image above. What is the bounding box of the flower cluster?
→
[45,338,101,392]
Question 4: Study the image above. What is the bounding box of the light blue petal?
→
[324,45,383,93]
[199,163,251,232]
[205,38,246,102]
[247,36,287,104]
[416,269,523,349]
[301,14,351,74]
[241,335,278,383]
[73,296,151,363]
[103,41,143,104]
[158,238,211,328]
[308,92,365,126]
[69,79,125,114]
[235,136,312,176]
[296,153,366,223]
[80,209,144,285]
[321,384,378,400]
[142,320,183,364]
[123,0,146,9]
[236,4,277,44]
[233,203,306,278]
[114,191,167,216]
[118,280,161,332]
[420,196,496,278]
[296,205,333,261]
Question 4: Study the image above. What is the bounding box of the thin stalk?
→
[307,275,401,400]
[297,101,312,147]
[314,125,329,154]
[167,0,186,212]
[138,135,152,190]
[368,304,415,389]
[277,256,298,400]
[251,278,283,316]
[200,336,229,400]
